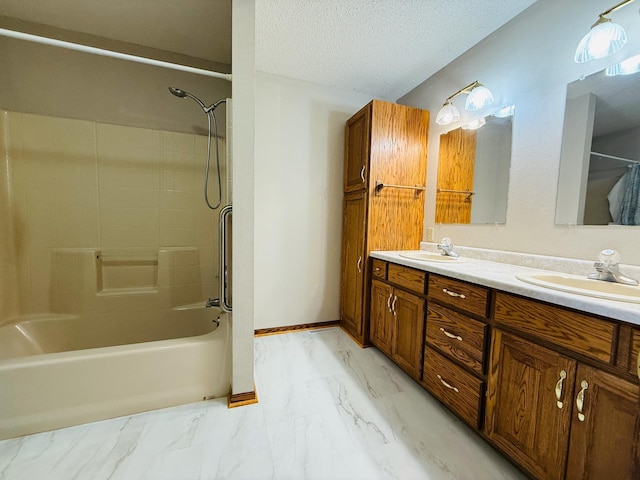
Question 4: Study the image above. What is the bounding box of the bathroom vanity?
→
[367,251,640,480]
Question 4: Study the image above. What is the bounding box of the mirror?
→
[555,55,640,226]
[435,107,514,224]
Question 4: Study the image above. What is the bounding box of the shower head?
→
[168,86,208,112]
[168,87,187,98]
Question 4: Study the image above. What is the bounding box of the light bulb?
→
[574,19,627,63]
[606,54,640,76]
[465,85,493,111]
[435,103,460,125]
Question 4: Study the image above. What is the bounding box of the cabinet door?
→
[344,105,370,193]
[565,364,640,480]
[340,192,367,336]
[486,330,576,480]
[369,280,394,356]
[391,289,425,380]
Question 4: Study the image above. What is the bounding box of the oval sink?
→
[399,251,468,263]
[516,272,640,304]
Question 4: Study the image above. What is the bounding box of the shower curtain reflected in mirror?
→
[620,163,640,225]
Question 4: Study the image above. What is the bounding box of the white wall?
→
[230,0,255,395]
[399,0,640,264]
[254,72,374,329]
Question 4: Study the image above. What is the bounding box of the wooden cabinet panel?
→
[423,346,484,428]
[486,330,576,480]
[426,304,487,376]
[391,289,425,380]
[428,275,488,317]
[494,292,616,363]
[565,364,640,480]
[369,280,393,356]
[371,259,387,280]
[629,329,640,378]
[387,263,425,294]
[340,192,367,337]
[344,104,370,193]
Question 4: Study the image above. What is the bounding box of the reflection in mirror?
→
[435,107,514,224]
[555,54,640,226]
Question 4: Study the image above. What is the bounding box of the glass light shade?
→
[493,105,515,118]
[465,85,493,111]
[574,20,628,63]
[435,103,460,125]
[606,54,640,76]
[461,117,486,130]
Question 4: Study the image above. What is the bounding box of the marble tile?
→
[0,328,525,480]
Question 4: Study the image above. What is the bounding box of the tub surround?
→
[371,246,640,325]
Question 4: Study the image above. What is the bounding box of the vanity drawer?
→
[371,259,387,280]
[422,346,484,429]
[388,264,425,294]
[494,292,616,364]
[428,275,489,317]
[426,304,487,376]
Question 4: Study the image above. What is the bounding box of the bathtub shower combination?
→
[0,85,232,440]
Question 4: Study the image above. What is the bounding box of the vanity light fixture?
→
[574,0,635,63]
[461,117,486,130]
[606,53,640,75]
[435,80,494,126]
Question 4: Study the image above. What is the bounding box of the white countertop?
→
[370,250,640,326]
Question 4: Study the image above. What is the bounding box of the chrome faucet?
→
[587,249,639,286]
[437,237,460,258]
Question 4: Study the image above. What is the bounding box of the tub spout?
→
[206,297,220,308]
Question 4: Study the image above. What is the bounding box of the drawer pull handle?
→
[443,288,466,299]
[555,370,567,409]
[357,256,362,273]
[439,327,462,342]
[576,380,589,422]
[360,165,366,183]
[387,293,393,313]
[391,295,397,316]
[437,374,459,393]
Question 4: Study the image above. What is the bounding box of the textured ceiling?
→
[255,0,540,99]
[0,0,540,99]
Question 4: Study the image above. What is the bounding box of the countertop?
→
[370,250,640,326]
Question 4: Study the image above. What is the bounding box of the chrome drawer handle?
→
[437,375,459,393]
[439,327,462,342]
[360,165,366,183]
[443,288,466,299]
[555,370,567,409]
[357,256,362,273]
[391,295,397,316]
[576,380,588,422]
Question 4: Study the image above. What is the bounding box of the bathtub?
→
[0,304,231,440]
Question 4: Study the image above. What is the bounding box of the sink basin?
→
[516,272,640,304]
[398,252,468,263]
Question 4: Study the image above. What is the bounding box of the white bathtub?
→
[0,305,231,440]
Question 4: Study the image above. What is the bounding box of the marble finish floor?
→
[0,327,525,479]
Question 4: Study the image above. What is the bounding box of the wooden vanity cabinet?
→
[369,263,426,380]
[339,100,429,345]
[489,292,640,480]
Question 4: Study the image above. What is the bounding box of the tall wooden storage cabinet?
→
[340,100,430,345]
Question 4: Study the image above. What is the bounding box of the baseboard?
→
[254,320,340,337]
[227,388,259,408]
